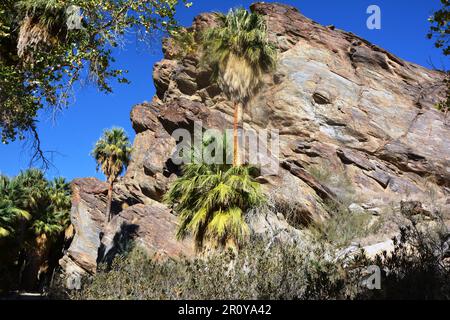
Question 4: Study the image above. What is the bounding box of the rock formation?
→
[60,3,449,280]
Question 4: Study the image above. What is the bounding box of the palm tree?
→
[0,169,71,291]
[30,177,71,237]
[12,169,72,291]
[202,8,277,166]
[165,136,265,251]
[165,164,265,251]
[92,128,132,222]
[15,169,48,209]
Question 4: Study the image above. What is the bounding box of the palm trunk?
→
[106,180,113,222]
[20,234,49,292]
[233,101,243,166]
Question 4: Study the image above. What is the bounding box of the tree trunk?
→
[233,101,243,166]
[20,234,49,292]
[106,180,114,222]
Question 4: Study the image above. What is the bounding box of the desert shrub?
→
[180,239,366,300]
[62,205,450,300]
[69,247,187,300]
[362,212,450,300]
[307,164,355,204]
[168,28,198,59]
[263,176,319,229]
[70,238,367,300]
[265,191,313,229]
[310,202,378,248]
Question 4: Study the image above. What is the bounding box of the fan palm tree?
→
[202,8,277,166]
[30,177,71,237]
[165,136,265,251]
[13,169,72,291]
[24,178,71,291]
[92,128,132,222]
[0,169,71,291]
[15,168,49,211]
[26,177,71,258]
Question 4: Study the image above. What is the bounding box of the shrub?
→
[310,201,378,248]
[69,237,367,300]
[59,204,450,300]
[307,163,355,204]
[362,212,450,300]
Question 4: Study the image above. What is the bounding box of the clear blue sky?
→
[0,0,445,181]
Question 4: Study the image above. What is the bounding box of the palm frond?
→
[201,8,277,104]
[91,127,132,182]
[0,169,71,239]
[16,0,69,60]
[165,145,265,251]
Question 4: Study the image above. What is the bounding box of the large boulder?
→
[59,178,108,288]
[122,2,449,213]
[100,203,194,261]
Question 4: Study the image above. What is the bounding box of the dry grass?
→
[307,163,356,205]
[309,201,380,248]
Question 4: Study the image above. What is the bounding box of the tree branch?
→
[28,125,55,171]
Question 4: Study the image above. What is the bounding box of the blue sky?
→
[0,0,445,181]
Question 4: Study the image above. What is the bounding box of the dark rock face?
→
[61,2,449,279]
[100,203,194,261]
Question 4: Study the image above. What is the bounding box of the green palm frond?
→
[0,227,10,237]
[0,198,31,238]
[164,137,265,251]
[0,169,71,239]
[91,127,132,182]
[15,168,49,210]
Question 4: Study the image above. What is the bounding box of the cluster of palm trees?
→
[0,126,131,293]
[0,169,71,292]
[166,8,277,252]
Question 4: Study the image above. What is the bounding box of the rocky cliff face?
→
[60,3,449,281]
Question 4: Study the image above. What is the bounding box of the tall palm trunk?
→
[106,178,114,222]
[233,101,243,166]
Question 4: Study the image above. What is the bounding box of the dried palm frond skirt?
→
[17,16,60,61]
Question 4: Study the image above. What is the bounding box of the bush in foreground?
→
[63,238,365,300]
[53,206,450,300]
